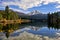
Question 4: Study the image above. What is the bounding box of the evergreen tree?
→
[5,6,9,20]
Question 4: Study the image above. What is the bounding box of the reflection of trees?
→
[0,24,3,32]
[0,24,19,38]
[48,22,60,30]
[21,22,47,27]
[19,22,47,31]
[47,12,60,30]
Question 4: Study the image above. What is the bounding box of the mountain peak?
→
[28,10,42,15]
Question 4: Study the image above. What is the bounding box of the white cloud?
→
[2,0,42,10]
[57,10,60,12]
[9,8,26,13]
[42,0,60,5]
[1,0,60,10]
[9,7,30,13]
[56,5,60,8]
[9,8,21,12]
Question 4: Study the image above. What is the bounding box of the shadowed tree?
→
[0,13,3,20]
[5,6,18,20]
[47,12,51,25]
[5,6,9,20]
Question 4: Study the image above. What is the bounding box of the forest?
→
[0,6,18,20]
[48,12,60,28]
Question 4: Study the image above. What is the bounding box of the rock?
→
[43,36,49,40]
[1,31,60,40]
[39,38,42,40]
[49,38,54,40]
[58,37,60,40]
[20,31,35,38]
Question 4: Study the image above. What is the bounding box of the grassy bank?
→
[0,19,31,25]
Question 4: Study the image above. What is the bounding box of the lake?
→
[0,22,60,40]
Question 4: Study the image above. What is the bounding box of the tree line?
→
[0,6,18,20]
[47,12,60,27]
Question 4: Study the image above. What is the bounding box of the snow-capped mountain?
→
[16,10,48,20]
[27,10,47,20]
[28,10,42,15]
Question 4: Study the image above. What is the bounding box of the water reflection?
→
[48,22,60,30]
[0,24,19,38]
[0,22,60,39]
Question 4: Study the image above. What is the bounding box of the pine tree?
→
[5,6,9,20]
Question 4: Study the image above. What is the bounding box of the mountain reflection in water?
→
[0,22,60,39]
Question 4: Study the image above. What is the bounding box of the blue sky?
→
[0,0,60,14]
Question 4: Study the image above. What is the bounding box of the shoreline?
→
[0,19,31,25]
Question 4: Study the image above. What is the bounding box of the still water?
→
[0,22,60,40]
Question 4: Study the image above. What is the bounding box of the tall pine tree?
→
[5,6,9,20]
